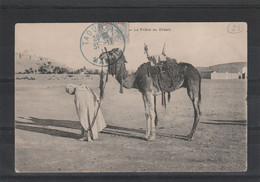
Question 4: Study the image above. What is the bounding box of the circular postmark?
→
[80,23,126,67]
[227,23,244,34]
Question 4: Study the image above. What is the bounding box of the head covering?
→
[65,84,76,95]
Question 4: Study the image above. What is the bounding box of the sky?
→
[15,22,247,70]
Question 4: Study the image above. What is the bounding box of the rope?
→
[86,50,109,132]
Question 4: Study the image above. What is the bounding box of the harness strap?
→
[155,65,166,109]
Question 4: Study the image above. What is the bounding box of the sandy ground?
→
[15,74,247,172]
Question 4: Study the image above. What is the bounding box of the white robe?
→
[74,85,106,140]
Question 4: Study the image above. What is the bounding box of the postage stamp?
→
[80,23,128,67]
[98,22,129,44]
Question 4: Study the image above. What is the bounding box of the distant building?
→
[211,71,241,79]
[242,66,247,79]
[210,67,247,80]
[198,62,247,80]
[200,71,213,79]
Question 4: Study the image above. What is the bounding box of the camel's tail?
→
[167,92,171,103]
[199,77,201,104]
[154,95,158,126]
[198,76,202,116]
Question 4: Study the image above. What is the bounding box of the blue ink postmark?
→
[80,23,127,67]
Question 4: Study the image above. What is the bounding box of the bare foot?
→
[184,134,194,141]
[145,133,150,140]
[148,133,156,141]
[79,137,88,141]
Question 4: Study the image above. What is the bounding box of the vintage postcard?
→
[15,22,247,172]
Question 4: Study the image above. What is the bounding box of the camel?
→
[99,46,201,141]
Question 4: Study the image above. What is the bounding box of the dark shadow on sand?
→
[15,117,195,141]
[106,125,188,140]
[15,117,147,140]
[15,124,81,139]
[101,130,146,141]
[106,125,145,134]
[200,119,246,126]
[17,116,81,129]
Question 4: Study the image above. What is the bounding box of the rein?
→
[87,60,109,132]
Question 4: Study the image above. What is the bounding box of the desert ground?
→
[15,74,247,172]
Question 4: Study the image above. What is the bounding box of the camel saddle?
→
[148,58,184,93]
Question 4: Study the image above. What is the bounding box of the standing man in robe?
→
[65,84,106,142]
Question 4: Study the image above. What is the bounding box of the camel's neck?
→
[122,73,136,89]
[107,52,136,90]
[114,66,136,89]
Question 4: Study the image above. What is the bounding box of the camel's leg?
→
[146,92,156,140]
[186,85,200,140]
[188,99,200,140]
[143,94,151,139]
[143,92,156,140]
[144,92,156,140]
[120,81,123,94]
[198,97,201,116]
[154,96,158,126]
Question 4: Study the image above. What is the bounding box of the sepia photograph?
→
[15,22,247,172]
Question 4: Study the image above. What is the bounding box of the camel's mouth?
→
[99,52,111,66]
[99,52,108,61]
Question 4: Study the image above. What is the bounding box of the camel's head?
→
[99,48,127,76]
[99,51,110,63]
[99,48,126,64]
